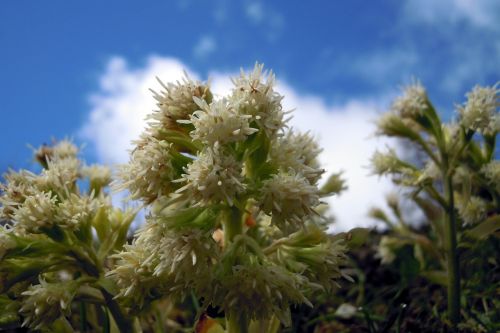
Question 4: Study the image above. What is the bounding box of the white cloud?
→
[403,0,500,30]
[243,1,285,41]
[334,48,419,88]
[81,56,396,231]
[193,36,217,59]
[245,2,264,24]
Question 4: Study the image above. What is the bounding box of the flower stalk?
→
[443,172,460,330]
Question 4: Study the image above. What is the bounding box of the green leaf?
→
[92,206,111,242]
[159,206,220,231]
[420,270,448,286]
[464,215,500,240]
[0,295,20,329]
[396,245,420,282]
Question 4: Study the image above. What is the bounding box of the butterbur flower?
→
[271,130,324,184]
[182,98,258,144]
[34,139,79,167]
[377,236,397,264]
[481,161,500,192]
[231,63,287,137]
[176,144,245,206]
[107,241,156,307]
[51,140,80,160]
[38,157,80,192]
[458,83,499,135]
[109,222,219,305]
[81,164,112,193]
[0,170,38,219]
[370,149,402,176]
[391,81,428,118]
[457,196,487,225]
[151,74,212,123]
[108,64,347,328]
[272,226,347,292]
[215,259,311,326]
[13,192,58,233]
[55,193,95,228]
[118,138,178,202]
[259,170,320,228]
[20,279,76,329]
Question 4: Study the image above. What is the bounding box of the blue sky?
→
[1,0,499,229]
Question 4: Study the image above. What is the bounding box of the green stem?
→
[99,287,134,333]
[267,316,281,333]
[223,206,243,244]
[80,302,87,332]
[222,207,250,333]
[443,173,460,330]
[227,310,249,333]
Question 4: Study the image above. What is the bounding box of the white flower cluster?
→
[176,143,245,206]
[183,98,258,144]
[117,137,177,202]
[481,161,500,192]
[458,83,499,136]
[19,279,76,330]
[109,221,220,308]
[391,81,428,118]
[270,130,324,183]
[230,64,288,137]
[214,259,311,326]
[457,196,487,225]
[370,149,402,176]
[150,75,213,126]
[259,171,320,229]
[0,140,109,232]
[113,63,345,324]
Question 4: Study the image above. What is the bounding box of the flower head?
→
[34,139,79,167]
[231,63,287,137]
[13,192,58,232]
[259,171,320,229]
[457,196,487,225]
[81,164,112,193]
[215,259,310,326]
[118,138,178,202]
[481,161,500,192]
[273,226,347,292]
[55,193,96,229]
[370,149,401,176]
[184,98,258,144]
[20,280,76,329]
[176,144,244,206]
[377,236,397,264]
[0,170,38,219]
[270,130,324,184]
[392,81,428,118]
[150,74,212,126]
[458,83,500,135]
[38,157,80,192]
[109,222,219,307]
